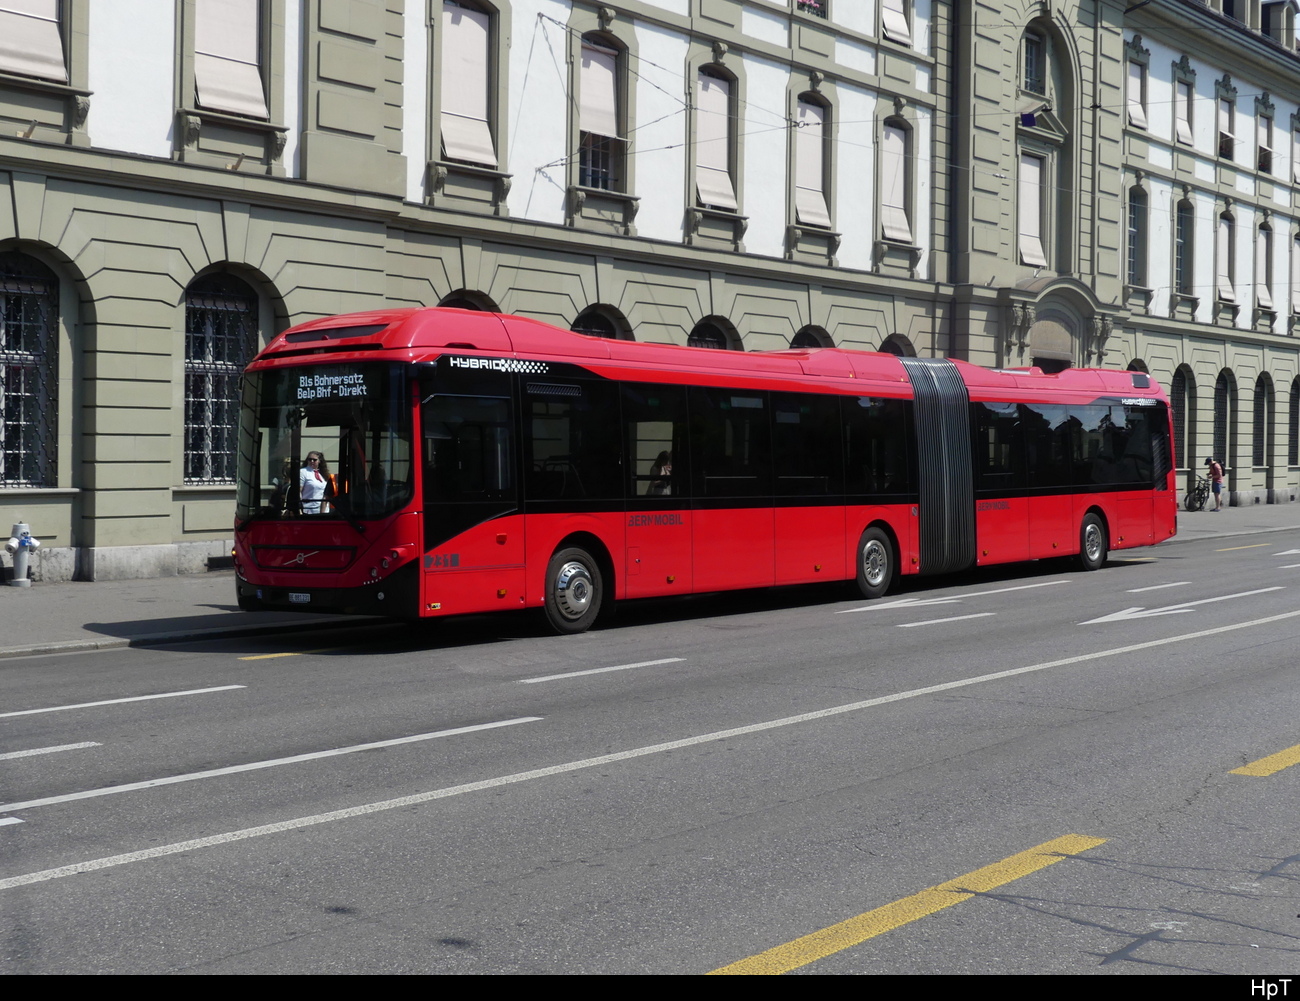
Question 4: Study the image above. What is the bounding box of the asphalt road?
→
[2,534,1300,974]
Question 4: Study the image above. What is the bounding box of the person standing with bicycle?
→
[1206,456,1225,511]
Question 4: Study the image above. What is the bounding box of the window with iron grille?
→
[0,253,58,488]
[185,274,258,483]
[1171,369,1190,470]
[1254,374,1273,467]
[1290,378,1299,466]
[687,321,729,349]
[1214,370,1234,470]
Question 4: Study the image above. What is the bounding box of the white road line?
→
[1081,586,1286,624]
[838,579,1069,614]
[0,742,99,761]
[1126,582,1191,593]
[11,606,1299,892]
[0,686,246,719]
[0,818,22,827]
[0,717,541,814]
[896,613,996,628]
[1280,564,1300,570]
[518,657,684,684]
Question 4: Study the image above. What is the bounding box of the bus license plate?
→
[289,592,311,604]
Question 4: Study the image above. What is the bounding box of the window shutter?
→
[0,0,67,82]
[881,0,912,46]
[1018,154,1048,267]
[1175,82,1193,145]
[1127,63,1147,129]
[795,100,830,228]
[1292,239,1300,314]
[880,124,912,244]
[695,72,736,210]
[441,5,496,166]
[194,0,269,119]
[1257,229,1273,310]
[1217,217,1235,301]
[580,43,620,139]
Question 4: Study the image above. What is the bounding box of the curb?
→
[0,615,385,662]
[3,519,1298,661]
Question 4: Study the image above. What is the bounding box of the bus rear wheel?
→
[1078,513,1108,571]
[855,527,894,599]
[543,547,603,634]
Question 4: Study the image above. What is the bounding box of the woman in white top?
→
[299,452,328,513]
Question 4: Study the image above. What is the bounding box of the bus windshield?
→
[236,362,413,524]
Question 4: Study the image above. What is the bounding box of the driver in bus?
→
[300,452,330,514]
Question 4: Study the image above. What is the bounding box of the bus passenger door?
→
[419,390,524,615]
[972,401,1029,564]
[689,387,775,592]
[622,384,691,598]
[1022,404,1075,558]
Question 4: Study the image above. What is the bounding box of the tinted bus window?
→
[622,383,689,500]
[690,387,771,498]
[843,396,912,497]
[422,395,514,503]
[974,401,1025,491]
[524,379,622,501]
[772,392,843,496]
[1021,403,1074,489]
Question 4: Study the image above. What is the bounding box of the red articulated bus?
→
[234,307,1177,633]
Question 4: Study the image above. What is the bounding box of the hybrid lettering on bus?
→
[233,308,1176,633]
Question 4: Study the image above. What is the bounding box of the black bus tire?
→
[237,590,263,612]
[543,547,603,634]
[1078,513,1108,571]
[855,527,894,599]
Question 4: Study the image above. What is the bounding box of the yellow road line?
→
[238,647,340,661]
[708,834,1106,976]
[1230,743,1300,777]
[1215,543,1269,552]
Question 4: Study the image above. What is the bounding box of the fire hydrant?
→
[5,523,40,587]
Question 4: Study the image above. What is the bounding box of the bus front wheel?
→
[1078,514,1108,571]
[543,547,603,634]
[855,527,894,599]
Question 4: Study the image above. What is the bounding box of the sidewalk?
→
[2,502,1299,661]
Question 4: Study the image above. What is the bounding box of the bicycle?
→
[1184,475,1209,512]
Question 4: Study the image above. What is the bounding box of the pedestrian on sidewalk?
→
[1206,456,1225,511]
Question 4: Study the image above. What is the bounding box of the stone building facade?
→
[0,0,1295,581]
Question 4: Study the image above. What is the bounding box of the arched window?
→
[438,290,498,311]
[879,334,915,357]
[687,320,732,350]
[1214,369,1237,480]
[1126,359,1149,373]
[1254,372,1274,474]
[0,251,58,487]
[571,306,626,339]
[790,326,829,348]
[185,273,259,484]
[1171,366,1196,472]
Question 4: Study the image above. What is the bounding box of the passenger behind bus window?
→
[647,451,672,496]
[300,452,331,514]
